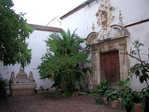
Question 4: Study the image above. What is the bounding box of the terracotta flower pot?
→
[111,99,119,108]
[103,97,108,104]
[134,103,144,112]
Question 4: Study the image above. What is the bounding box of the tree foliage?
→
[128,40,149,87]
[38,30,90,94]
[0,0,33,67]
[0,74,7,100]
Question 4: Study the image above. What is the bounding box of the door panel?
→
[100,51,120,84]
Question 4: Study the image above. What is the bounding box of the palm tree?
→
[46,30,84,56]
[38,30,90,94]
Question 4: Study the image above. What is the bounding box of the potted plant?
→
[120,87,134,112]
[93,80,110,104]
[128,40,149,112]
[105,89,120,108]
[142,88,149,112]
[133,91,144,112]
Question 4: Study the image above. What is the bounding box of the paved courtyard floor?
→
[0,93,124,112]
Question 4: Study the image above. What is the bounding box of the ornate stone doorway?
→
[86,25,130,85]
[100,50,120,84]
[85,0,130,86]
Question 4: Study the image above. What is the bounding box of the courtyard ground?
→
[0,93,123,112]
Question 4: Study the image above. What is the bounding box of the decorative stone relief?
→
[96,0,115,40]
[109,24,130,39]
[86,0,129,46]
[86,32,99,45]
[92,21,95,31]
[10,67,36,96]
[86,25,129,45]
[10,67,35,84]
[118,11,123,25]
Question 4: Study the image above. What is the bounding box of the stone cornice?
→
[28,24,63,33]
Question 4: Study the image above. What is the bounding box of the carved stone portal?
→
[10,67,36,96]
[86,24,130,85]
[85,0,130,87]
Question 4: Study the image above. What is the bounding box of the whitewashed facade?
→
[0,24,62,90]
[61,0,149,90]
[1,0,149,91]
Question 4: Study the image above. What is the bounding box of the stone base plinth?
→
[11,88,35,96]
[11,84,36,96]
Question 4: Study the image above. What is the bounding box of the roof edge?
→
[28,24,63,33]
[60,0,97,20]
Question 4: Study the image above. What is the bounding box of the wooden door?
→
[100,51,120,84]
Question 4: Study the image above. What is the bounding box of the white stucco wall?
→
[0,30,55,89]
[62,0,149,38]
[61,0,149,90]
[126,22,149,91]
[1,0,148,91]
[112,0,149,25]
[62,1,99,38]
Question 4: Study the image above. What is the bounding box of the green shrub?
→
[93,80,110,98]
[105,89,120,101]
[38,30,90,95]
[0,74,7,100]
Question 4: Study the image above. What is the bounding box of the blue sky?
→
[12,0,86,25]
